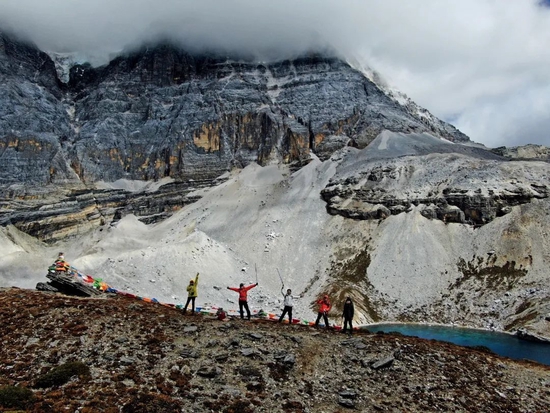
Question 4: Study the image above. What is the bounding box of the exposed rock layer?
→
[1,31,468,239]
[321,135,549,226]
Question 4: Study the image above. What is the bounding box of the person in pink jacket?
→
[227,282,258,320]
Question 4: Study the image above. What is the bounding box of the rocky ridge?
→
[492,144,550,162]
[321,132,549,226]
[0,288,549,412]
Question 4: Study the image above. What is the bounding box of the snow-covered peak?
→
[47,52,81,83]
[47,51,114,83]
[347,57,470,143]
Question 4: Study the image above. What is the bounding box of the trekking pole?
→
[276,268,284,291]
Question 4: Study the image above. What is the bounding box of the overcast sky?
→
[1,0,549,148]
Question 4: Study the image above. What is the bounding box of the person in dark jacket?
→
[342,296,354,335]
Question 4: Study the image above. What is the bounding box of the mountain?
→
[1,31,549,340]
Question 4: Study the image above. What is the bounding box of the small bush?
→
[34,361,90,388]
[0,385,35,409]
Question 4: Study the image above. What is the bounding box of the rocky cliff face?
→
[492,144,550,162]
[64,46,468,184]
[0,32,469,240]
[321,131,549,226]
[0,33,77,188]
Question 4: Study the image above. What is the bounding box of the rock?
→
[240,348,259,357]
[238,365,263,378]
[283,334,303,344]
[119,356,135,365]
[342,339,367,350]
[36,282,59,293]
[491,144,550,161]
[515,328,550,343]
[320,134,548,227]
[339,390,357,399]
[183,326,198,333]
[196,364,221,378]
[180,349,199,358]
[220,386,242,397]
[37,273,104,297]
[26,337,40,346]
[248,333,263,340]
[214,353,229,362]
[338,396,355,408]
[283,354,296,366]
[371,356,394,370]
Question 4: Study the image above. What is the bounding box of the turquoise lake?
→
[363,323,550,366]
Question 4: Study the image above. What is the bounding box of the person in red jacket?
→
[315,294,332,328]
[216,308,227,321]
[227,282,258,320]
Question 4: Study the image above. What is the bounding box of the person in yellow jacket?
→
[183,273,199,315]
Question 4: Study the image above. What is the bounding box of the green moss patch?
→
[0,385,35,409]
[34,361,90,388]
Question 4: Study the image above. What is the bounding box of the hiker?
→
[227,282,258,320]
[278,288,303,324]
[54,252,70,273]
[183,272,199,314]
[216,308,227,321]
[342,296,355,335]
[315,294,332,328]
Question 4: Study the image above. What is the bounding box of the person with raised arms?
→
[278,288,304,325]
[227,282,258,320]
[183,272,199,315]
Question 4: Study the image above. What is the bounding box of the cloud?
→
[0,0,549,148]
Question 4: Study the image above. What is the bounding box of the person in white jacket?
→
[278,289,303,324]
